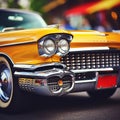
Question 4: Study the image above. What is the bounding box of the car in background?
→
[0,9,74,111]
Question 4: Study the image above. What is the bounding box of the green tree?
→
[7,0,22,8]
[30,0,48,14]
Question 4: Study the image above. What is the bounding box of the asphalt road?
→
[1,89,120,120]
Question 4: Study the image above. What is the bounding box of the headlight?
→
[39,39,56,57]
[38,34,72,57]
[44,39,56,55]
[57,39,70,56]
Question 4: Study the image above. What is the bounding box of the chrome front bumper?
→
[14,63,74,96]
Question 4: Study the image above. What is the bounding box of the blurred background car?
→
[0,0,120,31]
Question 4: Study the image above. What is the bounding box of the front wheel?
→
[0,57,24,112]
[87,88,116,99]
[0,57,14,109]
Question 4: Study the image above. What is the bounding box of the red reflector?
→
[96,75,117,89]
[35,79,42,84]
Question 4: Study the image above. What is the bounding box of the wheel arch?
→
[0,52,14,69]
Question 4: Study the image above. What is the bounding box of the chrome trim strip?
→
[70,47,109,52]
[14,68,64,78]
[14,63,66,70]
[112,30,120,33]
[75,79,96,84]
[71,68,113,73]
[71,31,105,36]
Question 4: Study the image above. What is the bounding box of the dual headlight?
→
[38,34,72,57]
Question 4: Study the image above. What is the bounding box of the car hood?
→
[70,30,120,49]
[0,28,69,46]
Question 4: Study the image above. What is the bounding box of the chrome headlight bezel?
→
[38,33,73,57]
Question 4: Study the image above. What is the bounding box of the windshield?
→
[0,10,47,31]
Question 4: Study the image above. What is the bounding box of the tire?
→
[87,88,116,99]
[0,57,23,112]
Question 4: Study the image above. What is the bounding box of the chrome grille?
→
[48,76,60,92]
[61,49,120,70]
[62,75,73,90]
[75,72,96,81]
[48,75,73,93]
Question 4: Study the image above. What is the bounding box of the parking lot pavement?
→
[0,89,120,120]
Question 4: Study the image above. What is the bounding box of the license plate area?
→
[96,74,117,89]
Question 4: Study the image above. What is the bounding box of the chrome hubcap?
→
[0,67,12,102]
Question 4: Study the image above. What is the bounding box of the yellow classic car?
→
[0,9,74,111]
[1,8,120,111]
